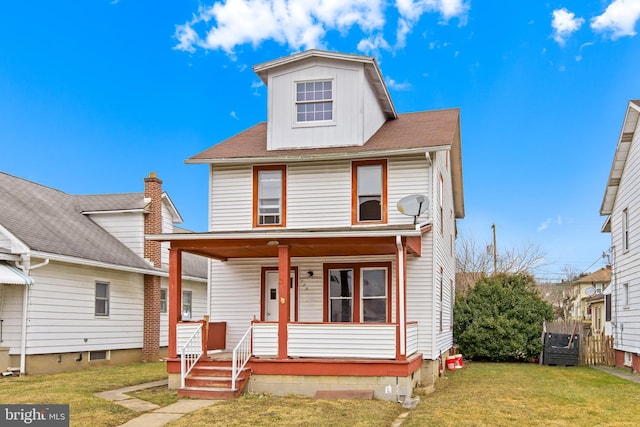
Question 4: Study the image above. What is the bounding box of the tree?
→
[456,233,546,278]
[454,273,553,362]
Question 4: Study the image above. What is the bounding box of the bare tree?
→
[456,233,547,276]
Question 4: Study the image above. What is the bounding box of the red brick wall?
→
[143,172,163,362]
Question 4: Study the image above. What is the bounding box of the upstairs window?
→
[253,165,286,227]
[296,80,333,123]
[352,160,387,224]
[622,208,629,251]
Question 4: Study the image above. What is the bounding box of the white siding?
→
[209,156,432,232]
[267,59,373,150]
[161,202,174,266]
[610,117,640,354]
[24,261,145,354]
[253,323,278,356]
[288,324,396,359]
[210,165,253,231]
[90,212,144,258]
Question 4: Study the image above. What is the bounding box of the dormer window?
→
[295,80,333,123]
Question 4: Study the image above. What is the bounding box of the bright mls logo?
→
[1,405,69,426]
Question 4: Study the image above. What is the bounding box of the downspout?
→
[17,257,49,375]
[396,236,406,356]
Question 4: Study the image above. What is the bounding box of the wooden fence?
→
[581,334,614,366]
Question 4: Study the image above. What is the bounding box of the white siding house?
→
[0,172,207,374]
[152,50,464,401]
[600,99,640,372]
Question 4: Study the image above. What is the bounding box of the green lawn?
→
[1,361,639,427]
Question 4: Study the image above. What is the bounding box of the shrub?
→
[454,273,553,361]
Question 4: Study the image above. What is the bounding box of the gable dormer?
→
[253,50,397,151]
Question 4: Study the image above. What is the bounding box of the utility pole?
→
[491,223,497,274]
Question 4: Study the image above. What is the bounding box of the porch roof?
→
[147,224,428,261]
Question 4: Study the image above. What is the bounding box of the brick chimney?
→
[142,172,162,362]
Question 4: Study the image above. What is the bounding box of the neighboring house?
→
[0,172,207,374]
[151,50,464,401]
[567,266,611,325]
[600,99,640,372]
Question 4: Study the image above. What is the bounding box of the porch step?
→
[178,361,250,400]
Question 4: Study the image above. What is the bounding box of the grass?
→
[1,361,639,426]
[404,362,640,427]
[0,361,167,427]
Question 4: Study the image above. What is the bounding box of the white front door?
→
[264,270,296,322]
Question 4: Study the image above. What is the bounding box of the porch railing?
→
[232,324,253,390]
[180,323,203,388]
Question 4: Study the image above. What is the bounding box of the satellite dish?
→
[397,194,429,225]
[585,287,596,296]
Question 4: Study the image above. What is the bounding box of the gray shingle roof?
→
[0,172,207,279]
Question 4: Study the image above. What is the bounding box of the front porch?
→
[152,225,431,400]
[167,320,423,401]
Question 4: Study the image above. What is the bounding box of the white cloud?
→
[174,0,469,54]
[385,77,412,90]
[230,111,240,120]
[551,8,584,46]
[591,0,640,39]
[537,218,551,232]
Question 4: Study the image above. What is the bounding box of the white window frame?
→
[623,283,629,308]
[95,281,110,317]
[622,208,629,252]
[182,290,193,320]
[254,166,286,227]
[294,78,335,126]
[160,288,167,314]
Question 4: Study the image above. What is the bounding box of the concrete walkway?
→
[592,365,640,385]
[95,379,221,427]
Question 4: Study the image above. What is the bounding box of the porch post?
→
[277,245,290,359]
[168,247,183,358]
[396,236,407,360]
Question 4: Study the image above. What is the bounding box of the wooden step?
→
[178,385,242,400]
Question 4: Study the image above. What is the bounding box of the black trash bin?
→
[542,333,579,366]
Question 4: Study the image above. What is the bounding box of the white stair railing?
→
[180,323,203,388]
[231,324,253,390]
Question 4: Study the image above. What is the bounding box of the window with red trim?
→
[253,165,286,227]
[352,160,387,224]
[324,263,391,323]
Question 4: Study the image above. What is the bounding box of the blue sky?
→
[1,0,639,282]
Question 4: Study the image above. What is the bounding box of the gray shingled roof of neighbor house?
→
[0,172,206,279]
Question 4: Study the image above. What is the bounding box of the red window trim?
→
[253,165,287,228]
[322,262,392,323]
[351,159,388,225]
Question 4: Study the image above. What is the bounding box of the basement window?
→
[89,350,109,361]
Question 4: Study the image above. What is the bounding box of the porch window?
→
[253,165,286,227]
[95,281,109,316]
[328,269,353,322]
[352,160,387,224]
[325,263,391,323]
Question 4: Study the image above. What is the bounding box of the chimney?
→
[144,172,163,268]
[142,172,162,362]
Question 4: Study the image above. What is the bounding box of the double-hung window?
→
[160,288,167,314]
[325,263,390,323]
[352,160,387,224]
[182,290,192,319]
[95,281,109,316]
[296,80,333,123]
[253,165,286,227]
[622,208,629,251]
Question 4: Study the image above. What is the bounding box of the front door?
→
[264,270,296,322]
